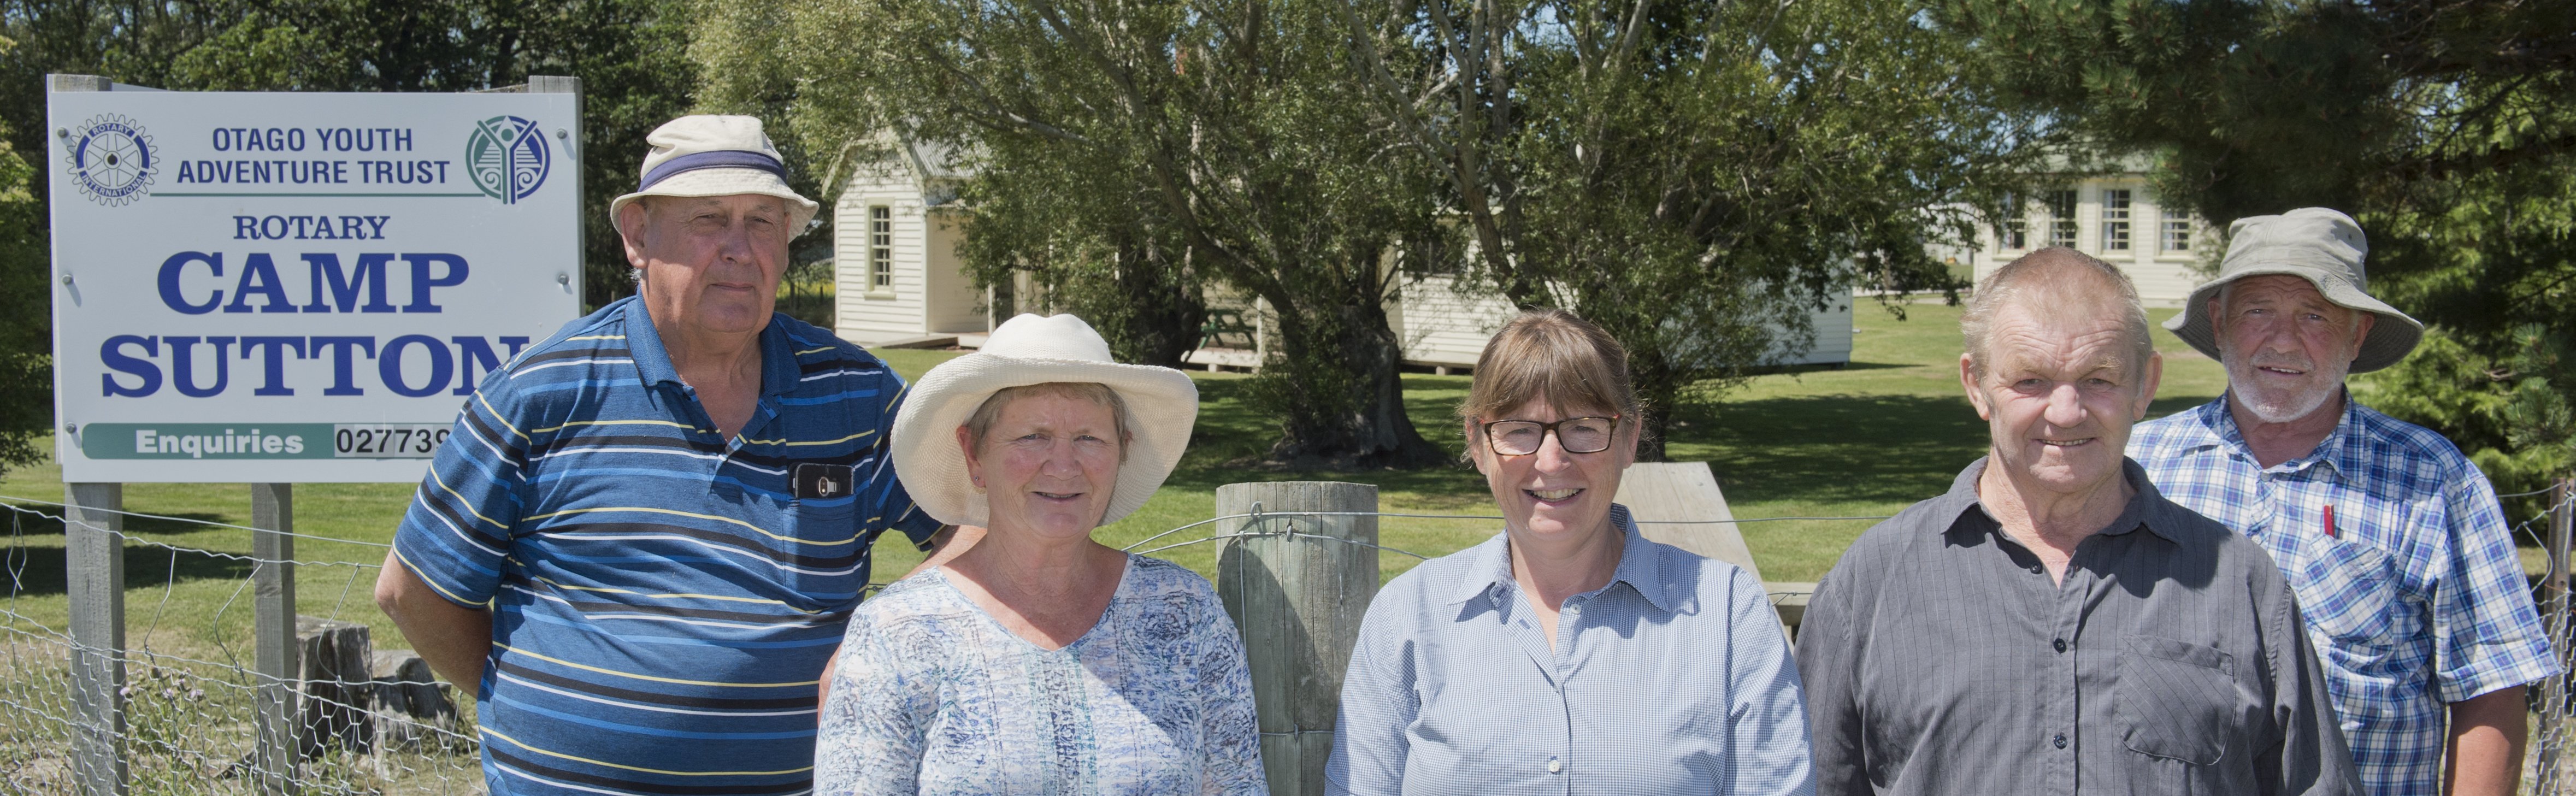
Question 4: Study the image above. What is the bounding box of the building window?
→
[2101,190,2131,251]
[868,207,893,291]
[2045,189,2078,249]
[2162,215,2192,253]
[1999,193,2028,250]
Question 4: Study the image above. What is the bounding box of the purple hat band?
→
[638,150,788,191]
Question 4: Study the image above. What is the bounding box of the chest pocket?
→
[2115,635,2247,765]
[783,462,864,603]
[2291,538,2397,647]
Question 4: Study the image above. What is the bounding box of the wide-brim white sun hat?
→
[609,115,819,233]
[2165,207,2423,373]
[892,314,1199,528]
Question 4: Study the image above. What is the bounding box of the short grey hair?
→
[962,382,1134,463]
[1961,246,2154,376]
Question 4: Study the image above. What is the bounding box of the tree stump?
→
[296,616,373,758]
[370,649,458,749]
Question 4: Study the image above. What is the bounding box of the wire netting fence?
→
[4,486,2569,794]
[2524,486,2576,794]
[0,497,485,795]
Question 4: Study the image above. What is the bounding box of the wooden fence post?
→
[64,481,126,796]
[54,72,126,796]
[1213,481,1378,796]
[251,484,297,794]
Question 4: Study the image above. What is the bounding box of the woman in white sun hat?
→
[813,314,1266,795]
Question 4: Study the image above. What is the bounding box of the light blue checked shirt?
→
[1326,504,1815,796]
[2131,393,2561,795]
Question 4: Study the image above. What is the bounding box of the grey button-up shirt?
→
[1799,458,2359,795]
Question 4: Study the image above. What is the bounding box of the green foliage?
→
[1937,0,2576,490]
[0,0,698,313]
[1339,0,2039,458]
[0,64,53,479]
[697,0,1452,467]
[948,146,1206,369]
[2357,325,2574,510]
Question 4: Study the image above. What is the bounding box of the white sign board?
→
[47,84,582,482]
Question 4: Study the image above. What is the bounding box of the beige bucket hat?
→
[610,115,818,233]
[2165,207,2424,373]
[892,314,1199,528]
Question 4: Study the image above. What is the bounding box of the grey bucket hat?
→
[2165,207,2424,374]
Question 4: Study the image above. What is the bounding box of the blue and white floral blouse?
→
[815,555,1269,795]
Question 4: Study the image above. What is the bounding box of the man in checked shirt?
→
[2130,208,2561,795]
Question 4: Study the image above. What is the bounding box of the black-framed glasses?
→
[1479,416,1620,456]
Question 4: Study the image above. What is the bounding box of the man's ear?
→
[2348,311,2377,364]
[1960,353,1993,421]
[2135,352,2164,421]
[616,201,652,269]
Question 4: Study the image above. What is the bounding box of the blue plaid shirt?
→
[2130,393,2560,795]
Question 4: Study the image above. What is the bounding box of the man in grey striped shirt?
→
[1797,247,2359,795]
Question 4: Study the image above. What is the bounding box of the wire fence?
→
[0,498,482,795]
[3,487,2571,794]
[2525,487,2576,794]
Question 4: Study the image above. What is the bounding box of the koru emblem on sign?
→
[465,115,551,204]
[63,114,156,206]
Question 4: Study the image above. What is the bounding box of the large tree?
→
[1335,0,2040,458]
[698,0,1454,467]
[0,37,50,478]
[1935,0,2576,498]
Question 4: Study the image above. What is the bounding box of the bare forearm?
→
[2444,686,2527,796]
[373,551,493,688]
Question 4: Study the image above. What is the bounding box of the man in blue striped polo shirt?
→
[374,115,946,795]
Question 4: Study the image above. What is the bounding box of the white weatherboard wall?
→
[1391,275,1854,369]
[46,84,581,482]
[833,149,982,345]
[1967,175,2210,306]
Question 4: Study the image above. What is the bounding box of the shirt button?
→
[2053,734,2068,750]
[2053,638,2067,653]
[1548,757,1563,774]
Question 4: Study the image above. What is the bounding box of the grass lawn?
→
[0,301,2244,671]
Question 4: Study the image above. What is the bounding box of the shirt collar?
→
[621,295,795,398]
[2197,391,2361,485]
[1445,504,1679,612]
[1931,456,2180,544]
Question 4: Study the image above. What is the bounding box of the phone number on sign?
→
[333,424,451,458]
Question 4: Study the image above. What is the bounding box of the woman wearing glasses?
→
[1324,309,1815,795]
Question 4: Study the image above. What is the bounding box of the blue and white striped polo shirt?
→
[392,296,940,795]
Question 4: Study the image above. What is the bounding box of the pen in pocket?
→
[2324,504,2337,539]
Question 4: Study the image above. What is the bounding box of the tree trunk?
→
[1112,245,1206,370]
[1253,273,1446,469]
[1626,343,1676,464]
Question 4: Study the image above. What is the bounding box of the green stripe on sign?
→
[82,423,338,459]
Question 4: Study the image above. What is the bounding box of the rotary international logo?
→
[464,115,550,204]
[63,114,156,206]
